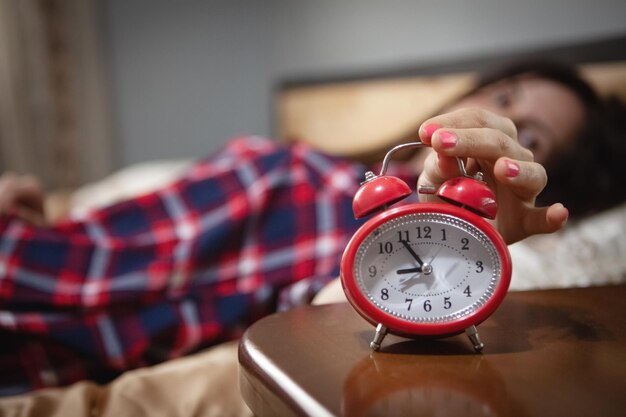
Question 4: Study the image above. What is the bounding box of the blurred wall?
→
[100,0,626,167]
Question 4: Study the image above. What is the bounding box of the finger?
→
[0,173,45,217]
[419,151,463,188]
[522,203,569,237]
[0,173,19,212]
[546,203,570,231]
[493,158,547,201]
[419,108,518,143]
[13,206,47,227]
[431,128,534,162]
[14,175,45,212]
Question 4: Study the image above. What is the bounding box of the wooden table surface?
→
[239,285,626,417]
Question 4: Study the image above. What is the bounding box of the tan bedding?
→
[0,341,251,417]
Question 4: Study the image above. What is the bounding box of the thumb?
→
[522,203,569,237]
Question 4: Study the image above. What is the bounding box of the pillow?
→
[509,202,626,290]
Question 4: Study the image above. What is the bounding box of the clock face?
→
[341,203,511,336]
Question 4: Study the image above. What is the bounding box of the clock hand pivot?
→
[399,241,433,275]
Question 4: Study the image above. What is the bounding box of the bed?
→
[63,35,626,292]
[3,34,626,417]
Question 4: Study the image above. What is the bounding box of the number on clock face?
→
[353,213,502,323]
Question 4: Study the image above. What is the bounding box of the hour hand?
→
[397,267,422,274]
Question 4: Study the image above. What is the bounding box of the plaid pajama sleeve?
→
[0,136,375,395]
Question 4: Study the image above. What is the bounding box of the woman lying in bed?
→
[0,60,623,403]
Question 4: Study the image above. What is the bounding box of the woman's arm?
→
[314,108,571,305]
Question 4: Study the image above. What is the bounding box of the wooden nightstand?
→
[240,285,626,417]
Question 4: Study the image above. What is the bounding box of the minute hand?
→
[400,241,424,268]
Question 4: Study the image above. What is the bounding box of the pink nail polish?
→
[421,124,440,140]
[438,131,457,148]
[506,160,520,177]
[561,206,570,227]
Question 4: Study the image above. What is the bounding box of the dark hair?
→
[476,60,600,108]
[476,60,626,219]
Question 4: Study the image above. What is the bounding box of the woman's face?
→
[446,76,586,166]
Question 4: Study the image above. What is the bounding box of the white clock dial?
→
[353,212,502,324]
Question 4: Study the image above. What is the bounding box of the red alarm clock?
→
[340,142,511,352]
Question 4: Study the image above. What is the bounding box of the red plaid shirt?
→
[0,136,418,395]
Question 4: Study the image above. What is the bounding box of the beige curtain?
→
[0,0,113,189]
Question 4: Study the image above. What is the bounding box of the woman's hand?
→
[417,108,569,245]
[0,172,48,226]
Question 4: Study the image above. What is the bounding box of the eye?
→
[493,90,512,108]
[490,82,517,109]
[518,127,539,152]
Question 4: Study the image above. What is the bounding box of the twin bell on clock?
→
[340,141,512,353]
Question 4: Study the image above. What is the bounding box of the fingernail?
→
[561,207,570,227]
[556,203,569,227]
[421,124,440,140]
[438,131,457,148]
[505,160,520,177]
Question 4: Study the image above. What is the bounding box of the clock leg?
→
[370,323,388,351]
[465,325,484,352]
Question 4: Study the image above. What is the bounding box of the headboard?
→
[275,35,626,162]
